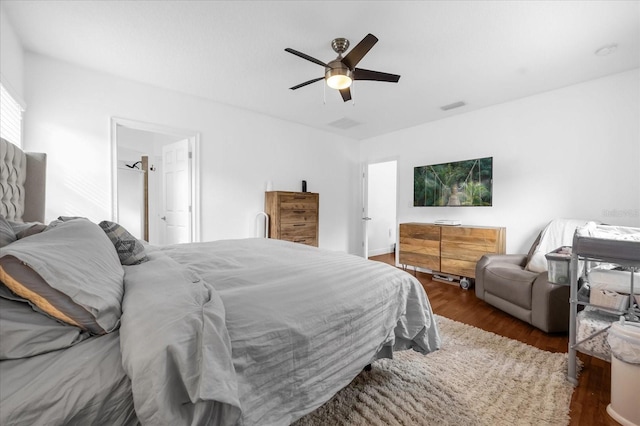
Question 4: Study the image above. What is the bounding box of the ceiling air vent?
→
[327,117,362,129]
[440,101,466,111]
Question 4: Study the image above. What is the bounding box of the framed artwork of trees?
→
[414,157,493,207]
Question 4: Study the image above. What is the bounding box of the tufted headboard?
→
[0,138,47,223]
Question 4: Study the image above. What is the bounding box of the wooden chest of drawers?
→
[265,191,319,247]
[399,223,505,279]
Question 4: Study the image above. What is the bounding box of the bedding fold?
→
[119,250,241,426]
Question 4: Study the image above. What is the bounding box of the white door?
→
[162,139,191,244]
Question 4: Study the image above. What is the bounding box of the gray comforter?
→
[1,238,440,425]
[122,238,440,425]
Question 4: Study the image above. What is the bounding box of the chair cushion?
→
[483,262,538,310]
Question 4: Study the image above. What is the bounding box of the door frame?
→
[110,117,201,243]
[362,157,399,260]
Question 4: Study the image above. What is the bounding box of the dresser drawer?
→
[279,194,318,211]
[281,223,317,246]
[441,258,477,278]
[281,222,316,237]
[279,209,317,223]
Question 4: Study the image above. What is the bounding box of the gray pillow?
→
[7,220,47,239]
[0,218,124,334]
[16,223,47,239]
[99,220,148,266]
[0,215,16,247]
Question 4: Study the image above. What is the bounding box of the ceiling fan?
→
[285,33,401,102]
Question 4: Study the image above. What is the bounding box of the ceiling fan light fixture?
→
[326,74,352,90]
[325,64,353,90]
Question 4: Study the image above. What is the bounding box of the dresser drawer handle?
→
[293,224,306,227]
[294,239,307,243]
[293,210,306,214]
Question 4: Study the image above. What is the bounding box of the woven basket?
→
[590,289,629,312]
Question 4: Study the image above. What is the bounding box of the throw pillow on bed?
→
[14,222,47,239]
[0,218,125,334]
[99,220,148,266]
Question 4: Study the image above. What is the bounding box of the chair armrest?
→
[479,253,528,268]
[531,274,570,333]
[475,253,528,299]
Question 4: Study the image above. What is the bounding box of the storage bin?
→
[607,319,640,426]
[545,246,572,284]
[590,289,629,312]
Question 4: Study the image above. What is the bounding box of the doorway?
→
[364,160,397,259]
[110,118,200,244]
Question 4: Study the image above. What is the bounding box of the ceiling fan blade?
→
[339,87,352,102]
[284,48,328,68]
[354,68,401,83]
[289,77,324,90]
[342,33,378,69]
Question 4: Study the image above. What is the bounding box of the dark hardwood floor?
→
[369,252,619,426]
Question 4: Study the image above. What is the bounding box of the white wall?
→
[23,53,361,254]
[16,52,640,256]
[360,69,640,253]
[0,5,24,99]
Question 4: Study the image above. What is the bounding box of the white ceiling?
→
[2,0,639,140]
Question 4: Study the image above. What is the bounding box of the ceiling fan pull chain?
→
[323,80,326,105]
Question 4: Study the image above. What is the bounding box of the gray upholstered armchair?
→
[475,219,592,333]
[475,252,570,333]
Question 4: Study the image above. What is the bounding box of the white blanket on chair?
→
[525,218,594,273]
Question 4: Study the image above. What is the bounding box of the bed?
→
[0,138,441,425]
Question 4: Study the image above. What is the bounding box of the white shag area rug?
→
[294,316,576,426]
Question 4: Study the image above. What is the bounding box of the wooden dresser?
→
[265,191,319,247]
[399,223,506,279]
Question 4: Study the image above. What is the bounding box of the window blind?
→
[0,82,24,148]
